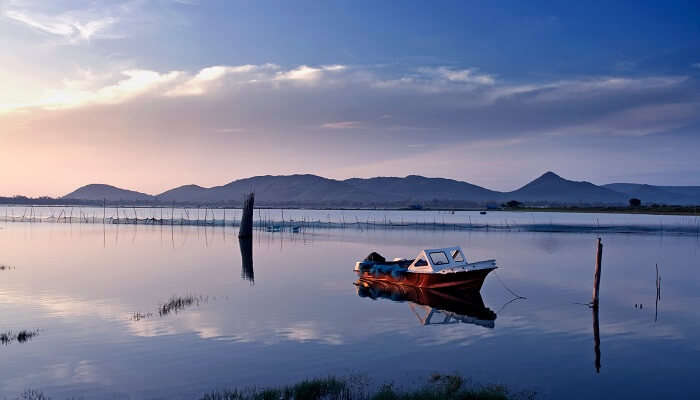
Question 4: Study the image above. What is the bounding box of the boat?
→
[355,278,496,328]
[354,246,496,290]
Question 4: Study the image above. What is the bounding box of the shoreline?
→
[1,203,699,216]
[2,216,699,236]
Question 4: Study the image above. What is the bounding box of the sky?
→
[1,0,699,197]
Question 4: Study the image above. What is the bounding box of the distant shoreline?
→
[1,202,698,216]
[501,206,700,216]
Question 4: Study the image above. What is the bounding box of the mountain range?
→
[61,172,700,206]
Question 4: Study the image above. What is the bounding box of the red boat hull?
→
[357,267,496,290]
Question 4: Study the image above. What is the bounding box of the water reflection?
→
[655,263,662,323]
[159,295,208,316]
[1,223,699,399]
[355,279,497,328]
[592,306,601,373]
[0,330,39,345]
[131,295,209,321]
[239,236,254,283]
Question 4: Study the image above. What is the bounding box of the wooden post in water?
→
[239,235,254,283]
[238,192,255,238]
[656,263,661,301]
[592,238,603,308]
[592,305,601,373]
[655,263,661,322]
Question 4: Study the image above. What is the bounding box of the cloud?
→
[5,10,75,36]
[276,321,343,345]
[86,70,182,105]
[74,17,117,40]
[1,69,181,112]
[166,64,279,96]
[3,62,698,197]
[4,9,118,42]
[0,63,355,111]
[532,76,686,101]
[486,76,687,104]
[320,121,361,129]
[557,102,700,137]
[2,62,696,149]
[215,128,245,133]
[372,66,495,92]
[431,67,495,84]
[274,64,346,82]
[165,63,348,97]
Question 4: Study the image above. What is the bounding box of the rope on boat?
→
[496,296,526,314]
[493,270,527,300]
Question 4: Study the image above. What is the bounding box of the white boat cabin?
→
[407,246,495,274]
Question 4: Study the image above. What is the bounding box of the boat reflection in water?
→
[355,278,497,328]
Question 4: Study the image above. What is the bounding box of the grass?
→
[131,311,153,321]
[130,295,209,321]
[9,375,534,400]
[201,377,351,400]
[0,329,39,345]
[199,374,535,400]
[158,295,207,317]
[15,390,51,400]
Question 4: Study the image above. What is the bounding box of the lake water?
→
[1,219,699,399]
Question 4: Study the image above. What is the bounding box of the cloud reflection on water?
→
[0,222,699,399]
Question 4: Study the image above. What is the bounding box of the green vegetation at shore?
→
[13,375,533,400]
[501,204,700,216]
[0,330,38,345]
[200,375,533,400]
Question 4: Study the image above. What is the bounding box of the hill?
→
[155,173,630,205]
[157,184,209,203]
[159,175,378,206]
[506,172,627,204]
[603,183,700,205]
[63,184,154,202]
[344,175,501,204]
[59,173,699,206]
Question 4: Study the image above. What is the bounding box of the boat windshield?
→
[428,251,449,265]
[451,249,465,262]
[414,256,428,266]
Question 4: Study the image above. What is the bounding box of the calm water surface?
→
[1,221,699,399]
